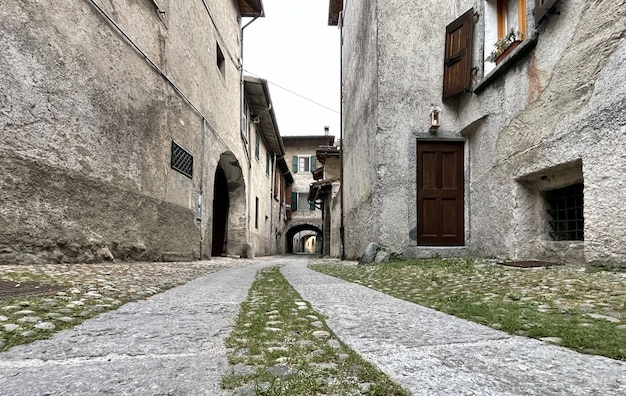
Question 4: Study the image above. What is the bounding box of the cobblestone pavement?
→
[282,259,626,396]
[1,256,626,395]
[0,258,256,351]
[0,257,278,395]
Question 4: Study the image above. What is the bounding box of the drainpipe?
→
[339,12,346,261]
[241,15,261,247]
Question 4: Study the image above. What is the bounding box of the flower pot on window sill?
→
[495,40,522,65]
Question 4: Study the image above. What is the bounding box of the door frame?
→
[416,140,466,246]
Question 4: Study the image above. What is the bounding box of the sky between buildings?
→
[243,0,341,138]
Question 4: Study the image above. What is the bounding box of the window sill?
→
[473,33,539,94]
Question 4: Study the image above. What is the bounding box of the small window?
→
[292,192,314,212]
[241,100,249,143]
[483,0,529,72]
[292,155,317,173]
[170,141,193,178]
[547,183,584,241]
[216,42,225,76]
[443,8,474,100]
[255,130,260,160]
[266,153,271,176]
[299,157,310,172]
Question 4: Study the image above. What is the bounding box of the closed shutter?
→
[292,156,298,173]
[291,192,298,211]
[535,0,559,26]
[442,8,474,100]
[310,155,317,170]
[286,185,293,219]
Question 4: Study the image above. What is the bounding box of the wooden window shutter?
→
[535,0,559,26]
[310,155,316,171]
[442,8,474,100]
[291,192,298,211]
[292,156,298,173]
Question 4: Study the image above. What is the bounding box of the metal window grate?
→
[547,183,584,241]
[171,141,193,178]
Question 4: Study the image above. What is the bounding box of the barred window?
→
[547,183,583,241]
[171,141,193,178]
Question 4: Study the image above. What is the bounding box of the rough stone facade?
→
[332,0,626,266]
[0,0,262,263]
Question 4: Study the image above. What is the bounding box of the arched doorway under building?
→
[286,223,322,254]
[211,151,246,257]
[211,165,229,256]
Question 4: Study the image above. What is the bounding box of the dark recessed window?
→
[547,183,584,241]
[171,141,193,178]
[216,42,225,76]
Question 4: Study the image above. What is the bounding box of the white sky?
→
[242,0,340,138]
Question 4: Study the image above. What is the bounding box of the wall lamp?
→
[430,105,442,129]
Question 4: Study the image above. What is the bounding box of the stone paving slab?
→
[281,258,626,396]
[0,260,275,395]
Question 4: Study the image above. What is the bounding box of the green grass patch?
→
[310,258,626,361]
[221,266,409,395]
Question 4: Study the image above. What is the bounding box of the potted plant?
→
[486,29,523,65]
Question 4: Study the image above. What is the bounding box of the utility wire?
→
[244,69,340,114]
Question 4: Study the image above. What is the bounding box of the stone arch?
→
[286,221,322,254]
[211,151,246,257]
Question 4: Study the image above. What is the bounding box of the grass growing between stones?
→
[222,266,409,396]
[0,261,230,351]
[310,258,626,361]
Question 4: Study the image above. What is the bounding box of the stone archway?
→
[211,151,246,257]
[286,222,322,254]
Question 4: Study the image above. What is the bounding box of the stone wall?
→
[0,0,248,263]
[338,0,626,266]
[340,0,383,260]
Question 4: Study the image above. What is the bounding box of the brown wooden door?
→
[417,141,464,246]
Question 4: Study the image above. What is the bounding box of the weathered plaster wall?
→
[248,125,274,256]
[460,0,626,265]
[340,0,381,259]
[340,0,626,265]
[0,0,247,263]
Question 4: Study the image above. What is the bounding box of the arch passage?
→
[211,151,246,257]
[286,223,322,254]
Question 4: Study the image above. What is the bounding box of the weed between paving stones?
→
[310,257,626,361]
[0,261,231,351]
[222,266,409,396]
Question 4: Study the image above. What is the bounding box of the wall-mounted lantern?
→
[430,105,442,129]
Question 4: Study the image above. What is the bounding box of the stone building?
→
[0,0,266,263]
[282,133,335,253]
[244,76,293,256]
[329,0,626,266]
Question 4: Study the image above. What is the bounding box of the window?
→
[255,130,260,160]
[216,42,225,76]
[443,8,474,100]
[547,183,584,241]
[241,100,249,143]
[170,141,193,178]
[534,0,559,26]
[484,0,528,71]
[266,153,271,176]
[290,192,314,212]
[292,155,317,173]
[496,0,527,40]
